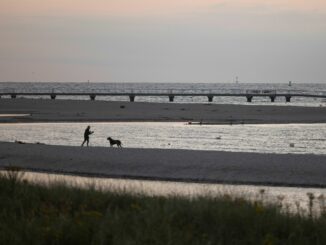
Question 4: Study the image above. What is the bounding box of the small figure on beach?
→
[107,137,122,147]
[81,125,94,147]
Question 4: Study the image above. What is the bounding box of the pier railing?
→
[1,89,326,102]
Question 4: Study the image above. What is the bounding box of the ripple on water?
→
[0,122,325,155]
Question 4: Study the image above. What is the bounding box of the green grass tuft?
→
[0,172,326,244]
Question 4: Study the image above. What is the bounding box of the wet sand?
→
[1,99,326,188]
[1,142,326,188]
[1,98,326,124]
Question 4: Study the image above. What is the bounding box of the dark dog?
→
[107,137,122,147]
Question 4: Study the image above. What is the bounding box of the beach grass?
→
[1,169,326,245]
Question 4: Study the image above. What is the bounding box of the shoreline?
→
[1,98,326,124]
[4,167,326,189]
[1,141,326,188]
[2,119,326,125]
[2,98,326,188]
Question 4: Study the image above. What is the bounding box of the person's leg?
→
[86,138,89,146]
[81,139,86,146]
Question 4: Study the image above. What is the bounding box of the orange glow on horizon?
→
[0,0,212,17]
[1,0,326,17]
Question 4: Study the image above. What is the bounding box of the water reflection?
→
[0,114,30,117]
[1,122,326,155]
[10,171,326,216]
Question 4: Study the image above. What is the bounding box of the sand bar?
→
[1,142,326,188]
[1,98,326,124]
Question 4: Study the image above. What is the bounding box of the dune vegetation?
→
[1,167,326,245]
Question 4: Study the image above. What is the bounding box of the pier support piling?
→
[270,95,276,102]
[285,96,291,102]
[129,95,135,102]
[207,96,214,102]
[11,94,16,99]
[50,94,56,100]
[89,94,96,101]
[246,95,253,102]
[168,95,174,102]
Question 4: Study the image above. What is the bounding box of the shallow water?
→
[1,122,326,155]
[0,114,30,117]
[5,171,325,216]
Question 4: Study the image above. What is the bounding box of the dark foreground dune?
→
[1,142,326,187]
[1,98,326,124]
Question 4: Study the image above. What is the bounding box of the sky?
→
[1,0,326,83]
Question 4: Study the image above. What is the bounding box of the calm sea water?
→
[1,82,326,106]
[1,122,326,155]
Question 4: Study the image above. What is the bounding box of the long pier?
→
[1,90,326,102]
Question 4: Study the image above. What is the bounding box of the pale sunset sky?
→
[1,0,325,83]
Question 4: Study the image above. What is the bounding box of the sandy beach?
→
[1,141,326,187]
[1,98,326,124]
[1,99,326,188]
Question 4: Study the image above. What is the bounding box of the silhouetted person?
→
[81,125,93,147]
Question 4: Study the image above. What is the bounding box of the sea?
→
[1,82,326,154]
[1,122,326,155]
[1,82,326,106]
[1,82,326,209]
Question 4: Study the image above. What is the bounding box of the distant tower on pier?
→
[235,76,239,84]
[288,81,292,87]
